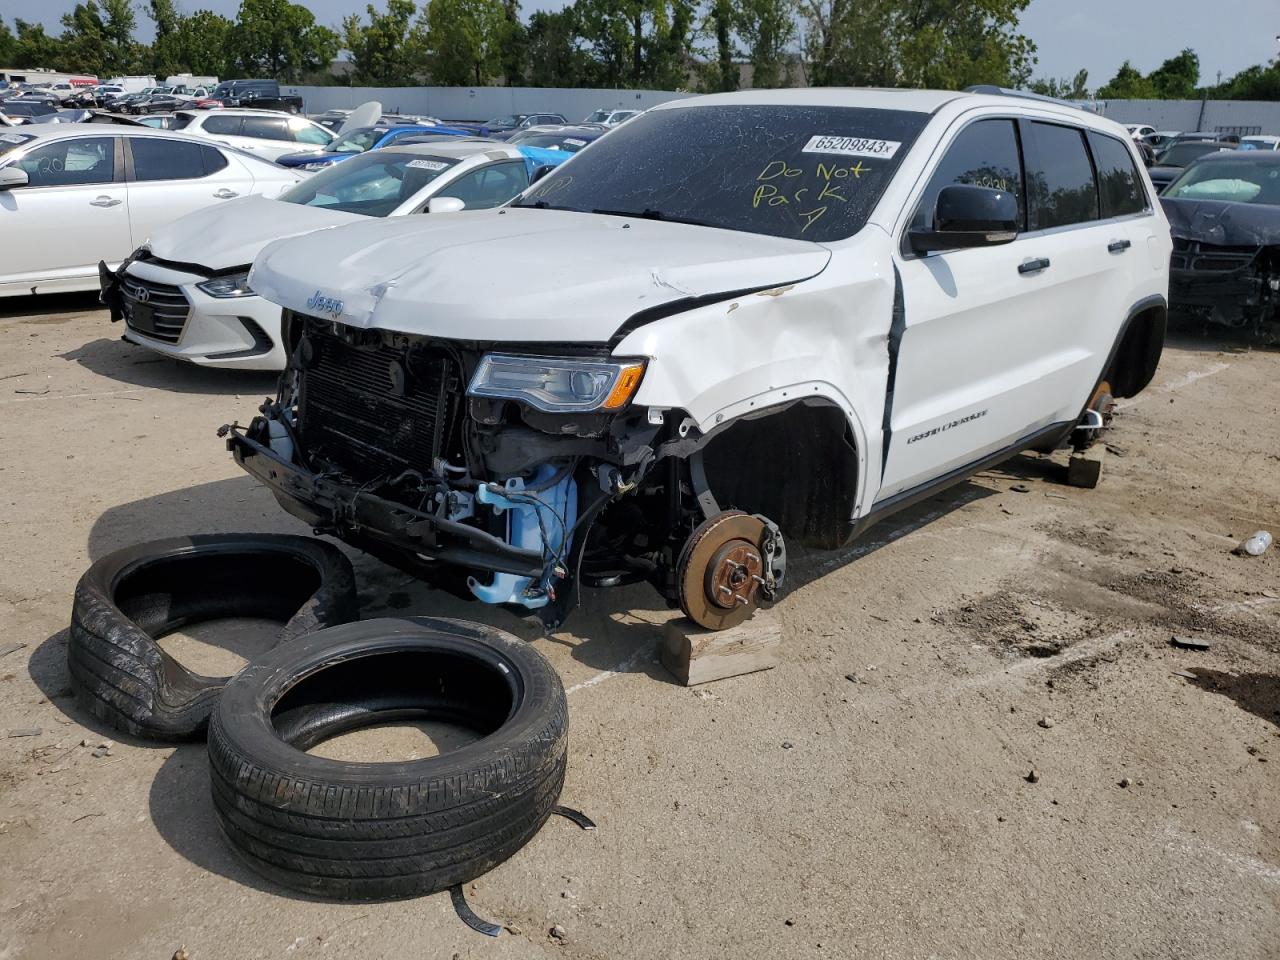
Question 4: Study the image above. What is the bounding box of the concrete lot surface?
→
[0,296,1277,960]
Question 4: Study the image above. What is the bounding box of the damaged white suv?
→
[226,88,1171,631]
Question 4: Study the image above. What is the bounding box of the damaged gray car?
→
[1162,151,1280,337]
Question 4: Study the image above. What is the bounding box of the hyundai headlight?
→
[468,354,646,413]
[197,272,254,298]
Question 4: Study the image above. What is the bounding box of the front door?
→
[0,135,128,292]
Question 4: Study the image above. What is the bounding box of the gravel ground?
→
[0,295,1277,960]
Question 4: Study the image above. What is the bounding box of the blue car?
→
[276,124,474,170]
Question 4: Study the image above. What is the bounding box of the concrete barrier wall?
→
[284,86,1280,134]
[1097,99,1280,134]
[286,85,694,121]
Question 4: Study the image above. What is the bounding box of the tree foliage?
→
[423,0,510,85]
[803,0,1036,90]
[736,0,795,89]
[343,0,428,86]
[1028,68,1088,99]
[229,0,339,82]
[1213,61,1280,101]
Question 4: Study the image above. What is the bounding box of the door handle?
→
[89,196,122,207]
[1107,239,1132,253]
[1018,257,1050,274]
[213,188,239,199]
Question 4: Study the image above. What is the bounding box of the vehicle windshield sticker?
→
[563,138,586,146]
[407,159,447,170]
[802,136,901,159]
[0,134,26,143]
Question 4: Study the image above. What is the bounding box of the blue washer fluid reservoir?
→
[467,464,578,609]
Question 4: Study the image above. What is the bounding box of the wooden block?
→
[1066,445,1105,489]
[661,608,780,686]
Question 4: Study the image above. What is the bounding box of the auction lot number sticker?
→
[802,135,900,159]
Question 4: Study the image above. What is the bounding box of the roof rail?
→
[964,84,1103,115]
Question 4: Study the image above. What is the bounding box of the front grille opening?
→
[123,277,190,344]
[296,319,465,484]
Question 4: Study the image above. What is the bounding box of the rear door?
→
[0,134,128,290]
[123,136,254,245]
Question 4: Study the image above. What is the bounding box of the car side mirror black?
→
[530,163,556,185]
[909,184,1019,253]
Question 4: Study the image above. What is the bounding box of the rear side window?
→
[1028,122,1098,229]
[911,118,1024,231]
[1088,132,1148,217]
[130,138,211,181]
[240,117,289,140]
[202,115,241,136]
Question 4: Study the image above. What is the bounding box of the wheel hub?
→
[706,539,763,610]
[677,511,783,631]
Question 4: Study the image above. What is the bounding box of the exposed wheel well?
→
[1108,301,1167,398]
[700,400,858,550]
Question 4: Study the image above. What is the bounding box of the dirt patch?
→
[1103,568,1280,650]
[935,588,1105,659]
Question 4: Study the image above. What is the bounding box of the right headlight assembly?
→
[467,354,646,413]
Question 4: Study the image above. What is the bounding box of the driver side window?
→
[435,161,531,210]
[18,137,116,187]
[910,119,1025,232]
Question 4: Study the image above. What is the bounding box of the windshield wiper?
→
[513,199,573,210]
[590,208,714,228]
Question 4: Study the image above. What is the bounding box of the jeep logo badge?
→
[306,289,344,319]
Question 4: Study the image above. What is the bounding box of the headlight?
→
[196,272,254,298]
[468,354,646,413]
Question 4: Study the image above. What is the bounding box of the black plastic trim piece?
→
[852,419,1071,538]
[880,264,906,475]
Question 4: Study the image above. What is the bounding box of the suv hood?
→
[249,208,831,343]
[147,195,363,271]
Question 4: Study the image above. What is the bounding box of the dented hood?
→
[248,208,831,343]
[1161,197,1280,247]
[147,195,363,272]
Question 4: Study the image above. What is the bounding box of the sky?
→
[5,0,1279,89]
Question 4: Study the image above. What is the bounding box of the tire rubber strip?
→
[449,885,502,937]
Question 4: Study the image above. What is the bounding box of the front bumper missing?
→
[226,427,545,579]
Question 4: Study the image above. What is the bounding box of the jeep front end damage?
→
[224,311,787,630]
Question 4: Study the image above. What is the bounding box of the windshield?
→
[277,150,459,216]
[328,127,382,154]
[486,115,521,126]
[514,104,927,242]
[1158,143,1226,167]
[1241,138,1277,151]
[586,110,609,123]
[1165,159,1280,205]
[513,132,593,151]
[0,132,36,157]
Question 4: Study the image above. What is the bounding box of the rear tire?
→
[208,617,569,901]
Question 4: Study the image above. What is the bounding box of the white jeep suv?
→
[174,109,334,163]
[226,88,1170,631]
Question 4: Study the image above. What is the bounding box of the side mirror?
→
[530,163,555,184]
[427,196,465,214]
[0,166,29,190]
[909,184,1018,253]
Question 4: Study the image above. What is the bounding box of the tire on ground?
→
[68,534,359,741]
[207,617,568,901]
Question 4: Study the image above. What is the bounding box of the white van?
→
[229,88,1171,632]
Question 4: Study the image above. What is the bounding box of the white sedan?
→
[0,125,300,297]
[107,140,560,370]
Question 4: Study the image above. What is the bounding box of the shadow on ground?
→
[1188,669,1280,730]
[59,336,278,396]
[0,291,103,320]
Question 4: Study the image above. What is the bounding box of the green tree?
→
[575,0,694,89]
[1028,67,1089,99]
[525,8,587,87]
[1148,48,1199,99]
[11,19,62,68]
[59,2,111,75]
[736,0,795,89]
[342,0,428,85]
[175,9,235,77]
[496,0,527,85]
[701,0,738,93]
[231,0,339,82]
[146,0,184,76]
[1214,61,1280,101]
[1095,60,1157,99]
[803,0,1035,90]
[423,0,507,85]
[0,18,17,66]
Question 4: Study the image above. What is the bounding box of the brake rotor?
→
[677,511,768,631]
[1075,380,1117,450]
